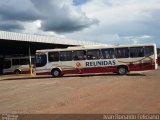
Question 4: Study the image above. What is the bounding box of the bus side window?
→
[12,59,20,65]
[144,46,154,56]
[3,60,11,69]
[73,50,86,60]
[87,49,100,60]
[101,48,114,59]
[48,52,59,62]
[60,51,72,61]
[115,48,129,58]
[130,47,144,58]
[20,59,29,65]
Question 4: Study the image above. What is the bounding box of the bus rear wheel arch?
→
[14,69,21,74]
[51,68,62,77]
[117,65,128,75]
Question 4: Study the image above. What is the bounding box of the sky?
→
[0,0,160,47]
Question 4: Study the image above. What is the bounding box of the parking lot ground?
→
[0,67,160,114]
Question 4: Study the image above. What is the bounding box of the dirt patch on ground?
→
[0,68,160,113]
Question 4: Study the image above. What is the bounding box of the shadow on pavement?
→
[0,73,146,81]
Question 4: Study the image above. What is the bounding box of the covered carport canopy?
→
[0,31,90,55]
[0,31,97,74]
[0,39,70,55]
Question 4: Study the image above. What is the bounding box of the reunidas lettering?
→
[86,60,116,67]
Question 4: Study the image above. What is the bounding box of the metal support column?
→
[28,45,32,75]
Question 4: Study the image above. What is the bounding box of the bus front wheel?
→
[51,69,62,77]
[117,66,128,75]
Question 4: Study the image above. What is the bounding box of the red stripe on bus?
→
[36,72,51,75]
[3,71,30,74]
[36,62,156,76]
[3,72,14,75]
[21,71,30,74]
[128,63,155,71]
[61,66,117,75]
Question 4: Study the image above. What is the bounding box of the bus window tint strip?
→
[101,48,114,59]
[144,46,154,56]
[3,60,11,69]
[12,59,20,65]
[20,59,29,65]
[115,48,129,58]
[60,51,72,61]
[73,50,86,60]
[48,52,59,62]
[130,47,144,58]
[87,49,100,60]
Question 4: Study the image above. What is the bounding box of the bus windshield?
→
[36,53,47,67]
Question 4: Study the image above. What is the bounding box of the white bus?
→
[3,56,35,74]
[35,43,158,77]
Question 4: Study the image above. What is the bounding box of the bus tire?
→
[117,66,128,75]
[14,69,21,74]
[51,68,62,77]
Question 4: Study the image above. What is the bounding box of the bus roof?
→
[36,43,156,53]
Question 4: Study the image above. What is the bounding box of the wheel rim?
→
[119,67,126,75]
[53,70,59,76]
[15,71,20,74]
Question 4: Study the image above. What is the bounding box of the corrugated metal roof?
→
[0,30,99,45]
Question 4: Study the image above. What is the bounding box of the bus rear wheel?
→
[51,69,62,77]
[15,70,21,74]
[117,66,128,75]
